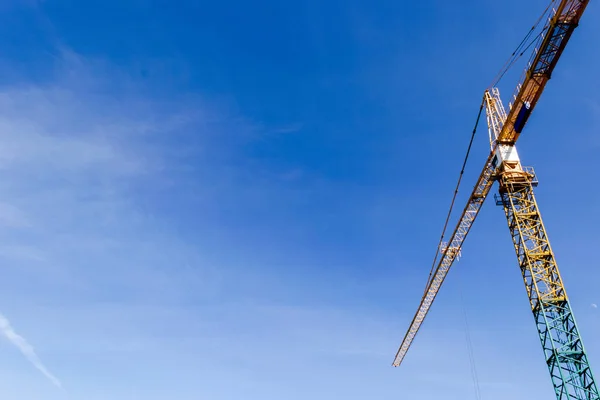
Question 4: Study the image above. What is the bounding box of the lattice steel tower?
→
[391,2,598,400]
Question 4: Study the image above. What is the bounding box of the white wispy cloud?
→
[0,313,61,388]
[0,53,227,396]
[592,303,598,309]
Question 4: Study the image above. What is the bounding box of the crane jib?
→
[496,0,589,145]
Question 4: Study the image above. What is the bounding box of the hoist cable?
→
[489,0,557,88]
[424,99,485,293]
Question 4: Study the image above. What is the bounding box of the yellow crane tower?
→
[392,1,598,399]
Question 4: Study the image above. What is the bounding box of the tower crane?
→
[392,1,598,399]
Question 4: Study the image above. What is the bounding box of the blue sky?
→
[0,0,599,399]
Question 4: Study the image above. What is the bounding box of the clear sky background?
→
[0,1,599,399]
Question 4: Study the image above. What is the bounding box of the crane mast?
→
[489,88,599,400]
[497,162,599,400]
[392,1,597,399]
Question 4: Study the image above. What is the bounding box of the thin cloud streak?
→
[0,313,62,388]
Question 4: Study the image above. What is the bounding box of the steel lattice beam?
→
[497,169,599,400]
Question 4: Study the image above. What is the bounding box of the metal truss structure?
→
[497,168,599,400]
[392,2,598,399]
